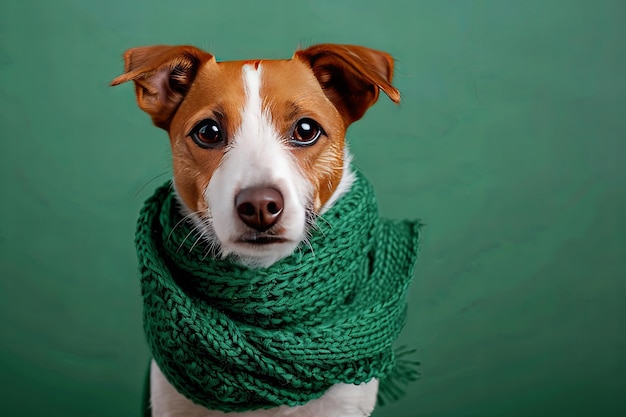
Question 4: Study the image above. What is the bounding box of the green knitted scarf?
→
[136,168,421,412]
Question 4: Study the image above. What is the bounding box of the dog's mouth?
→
[238,235,288,245]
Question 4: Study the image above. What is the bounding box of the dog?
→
[112,43,401,417]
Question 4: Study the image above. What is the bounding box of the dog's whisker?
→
[201,244,217,261]
[298,234,315,259]
[188,216,216,253]
[177,228,198,253]
[308,219,321,235]
[306,214,329,241]
[315,213,332,230]
[134,171,171,200]
[189,230,207,253]
[167,209,205,242]
[177,219,213,253]
[193,217,221,260]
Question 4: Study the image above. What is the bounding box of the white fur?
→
[204,64,312,267]
[155,65,375,416]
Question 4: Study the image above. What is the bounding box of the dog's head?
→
[112,43,399,267]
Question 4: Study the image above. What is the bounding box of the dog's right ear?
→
[295,44,400,127]
[110,45,212,130]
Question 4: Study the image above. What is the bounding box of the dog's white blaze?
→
[205,64,310,267]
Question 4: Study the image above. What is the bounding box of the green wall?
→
[1,1,624,416]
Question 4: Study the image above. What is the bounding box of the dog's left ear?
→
[110,45,212,130]
[295,44,400,126]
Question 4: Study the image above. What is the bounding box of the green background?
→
[1,1,624,416]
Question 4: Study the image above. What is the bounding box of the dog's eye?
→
[291,118,322,146]
[189,119,223,148]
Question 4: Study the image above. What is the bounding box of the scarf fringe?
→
[377,346,421,406]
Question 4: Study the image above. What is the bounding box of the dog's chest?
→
[151,360,378,417]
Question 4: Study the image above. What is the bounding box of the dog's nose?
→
[235,187,284,232]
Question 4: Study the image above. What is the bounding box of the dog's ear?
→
[110,45,212,130]
[295,44,400,126]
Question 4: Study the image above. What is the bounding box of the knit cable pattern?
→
[136,168,422,412]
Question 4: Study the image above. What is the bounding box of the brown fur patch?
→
[168,60,247,212]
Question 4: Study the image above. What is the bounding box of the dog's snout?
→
[235,187,284,232]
